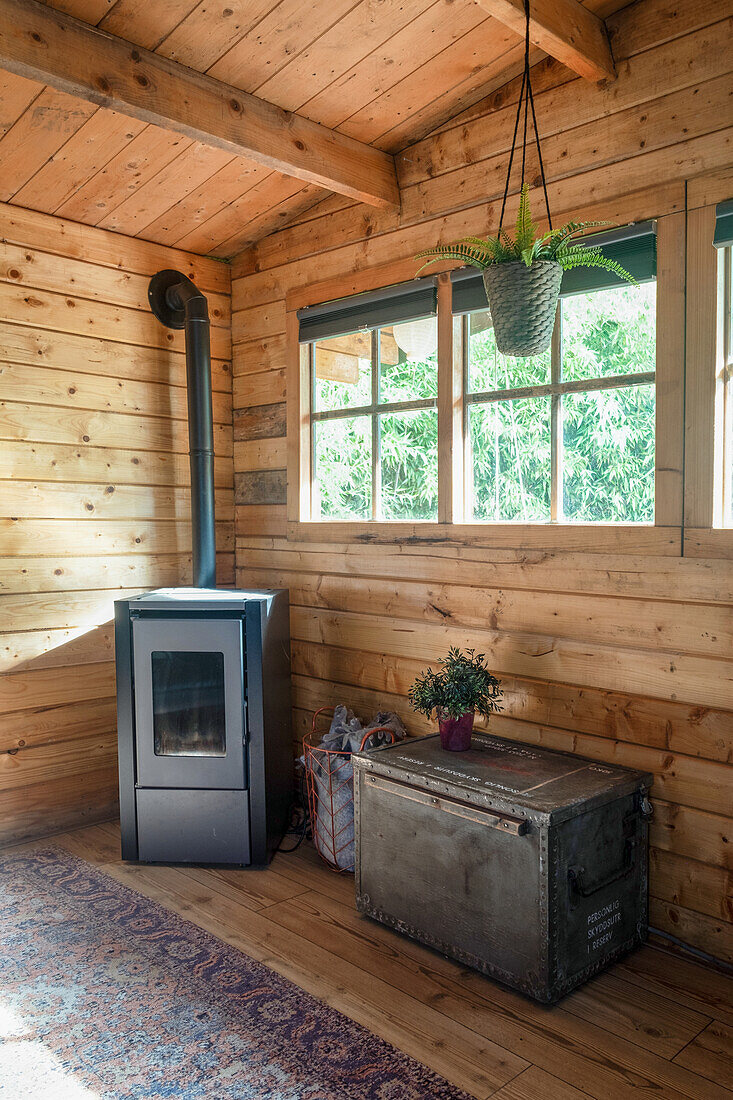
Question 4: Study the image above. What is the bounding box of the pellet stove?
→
[114,270,291,866]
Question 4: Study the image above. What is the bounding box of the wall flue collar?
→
[149,268,209,327]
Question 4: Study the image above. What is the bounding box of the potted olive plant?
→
[416,184,637,358]
[408,647,502,752]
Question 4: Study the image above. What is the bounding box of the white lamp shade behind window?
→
[391,317,438,360]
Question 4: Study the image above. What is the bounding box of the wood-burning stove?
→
[114,270,291,865]
[115,588,291,865]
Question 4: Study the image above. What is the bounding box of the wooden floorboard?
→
[673,1021,733,1086]
[3,819,732,1100]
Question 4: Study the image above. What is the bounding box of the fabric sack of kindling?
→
[307,706,406,870]
[318,705,406,766]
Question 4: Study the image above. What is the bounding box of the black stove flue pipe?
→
[148,270,216,588]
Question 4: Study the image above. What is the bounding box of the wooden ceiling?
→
[0,0,630,259]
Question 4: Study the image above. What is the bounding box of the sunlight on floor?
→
[0,1002,100,1099]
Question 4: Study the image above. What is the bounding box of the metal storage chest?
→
[353,732,653,1003]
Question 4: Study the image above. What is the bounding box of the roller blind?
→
[713,199,733,249]
[298,277,437,343]
[450,221,657,313]
[560,221,656,295]
[451,266,491,315]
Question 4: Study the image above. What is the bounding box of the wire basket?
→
[303,707,396,873]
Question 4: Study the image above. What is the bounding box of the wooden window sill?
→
[288,520,682,555]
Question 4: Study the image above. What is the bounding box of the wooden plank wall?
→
[0,202,233,844]
[230,0,733,962]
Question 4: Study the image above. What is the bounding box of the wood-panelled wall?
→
[0,203,233,844]
[231,0,733,962]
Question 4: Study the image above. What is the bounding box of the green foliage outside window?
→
[314,417,371,519]
[562,385,654,522]
[380,409,438,520]
[562,283,655,381]
[470,398,552,521]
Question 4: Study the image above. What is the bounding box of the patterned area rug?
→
[0,847,470,1099]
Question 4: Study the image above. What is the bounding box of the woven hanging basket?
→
[482,260,562,358]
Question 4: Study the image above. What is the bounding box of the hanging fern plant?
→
[414,0,637,358]
[417,184,635,281]
[416,186,637,358]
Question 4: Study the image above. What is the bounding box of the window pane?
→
[561,283,656,382]
[466,309,551,392]
[469,399,551,521]
[313,331,372,412]
[380,409,438,520]
[562,384,655,523]
[379,319,437,403]
[466,310,495,391]
[313,416,371,519]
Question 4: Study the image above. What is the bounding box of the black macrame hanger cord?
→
[498,0,553,234]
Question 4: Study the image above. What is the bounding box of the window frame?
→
[683,201,733,547]
[717,244,733,528]
[286,211,686,554]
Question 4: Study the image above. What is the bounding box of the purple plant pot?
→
[438,710,474,752]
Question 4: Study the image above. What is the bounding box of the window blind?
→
[560,220,656,295]
[297,277,437,343]
[450,221,657,313]
[451,266,491,315]
[713,199,733,249]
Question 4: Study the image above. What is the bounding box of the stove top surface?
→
[131,587,275,601]
[118,587,286,611]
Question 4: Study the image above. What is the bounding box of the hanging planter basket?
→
[482,259,562,358]
[414,0,637,349]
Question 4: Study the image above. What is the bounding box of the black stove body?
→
[115,588,291,866]
[114,269,291,866]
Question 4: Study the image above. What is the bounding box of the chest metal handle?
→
[368,774,529,835]
[568,838,635,899]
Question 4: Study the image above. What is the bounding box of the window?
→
[299,280,438,521]
[295,222,661,530]
[453,223,657,524]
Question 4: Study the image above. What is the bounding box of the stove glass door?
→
[133,617,246,790]
[152,650,226,758]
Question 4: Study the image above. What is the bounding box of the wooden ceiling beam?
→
[0,0,400,209]
[474,0,616,82]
